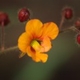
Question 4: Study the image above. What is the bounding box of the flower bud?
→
[62,7,73,20]
[75,18,80,30]
[76,34,80,44]
[0,12,10,26]
[18,8,30,22]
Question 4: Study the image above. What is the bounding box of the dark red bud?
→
[0,12,10,26]
[75,18,80,30]
[76,34,80,44]
[18,8,30,22]
[62,7,73,20]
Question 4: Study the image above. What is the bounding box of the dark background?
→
[0,0,80,80]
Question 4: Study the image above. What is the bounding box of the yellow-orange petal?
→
[40,37,52,52]
[26,46,41,62]
[32,54,41,62]
[26,46,34,57]
[42,22,59,40]
[36,52,48,63]
[26,46,48,63]
[31,52,48,63]
[25,19,43,37]
[18,32,31,53]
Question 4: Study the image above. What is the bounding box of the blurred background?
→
[0,0,80,80]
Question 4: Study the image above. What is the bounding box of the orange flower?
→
[18,19,59,63]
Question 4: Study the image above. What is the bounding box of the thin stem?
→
[69,26,80,33]
[59,26,80,34]
[1,22,5,51]
[0,46,18,55]
[59,16,65,30]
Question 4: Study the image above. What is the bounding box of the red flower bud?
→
[0,12,10,26]
[76,34,80,44]
[62,7,73,20]
[18,8,30,22]
[75,18,80,30]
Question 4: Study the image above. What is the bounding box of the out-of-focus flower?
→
[18,19,59,63]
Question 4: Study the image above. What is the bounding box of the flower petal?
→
[42,22,59,40]
[26,46,41,62]
[40,37,52,52]
[36,52,48,63]
[18,32,31,53]
[26,46,35,57]
[25,45,48,63]
[32,54,41,62]
[31,52,48,63]
[25,19,43,37]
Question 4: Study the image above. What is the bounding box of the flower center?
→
[31,40,41,51]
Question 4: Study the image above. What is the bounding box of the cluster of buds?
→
[74,18,80,45]
[61,7,80,45]
[0,8,30,51]
[0,6,80,51]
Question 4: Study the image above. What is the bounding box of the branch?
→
[0,46,18,55]
[0,26,79,55]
